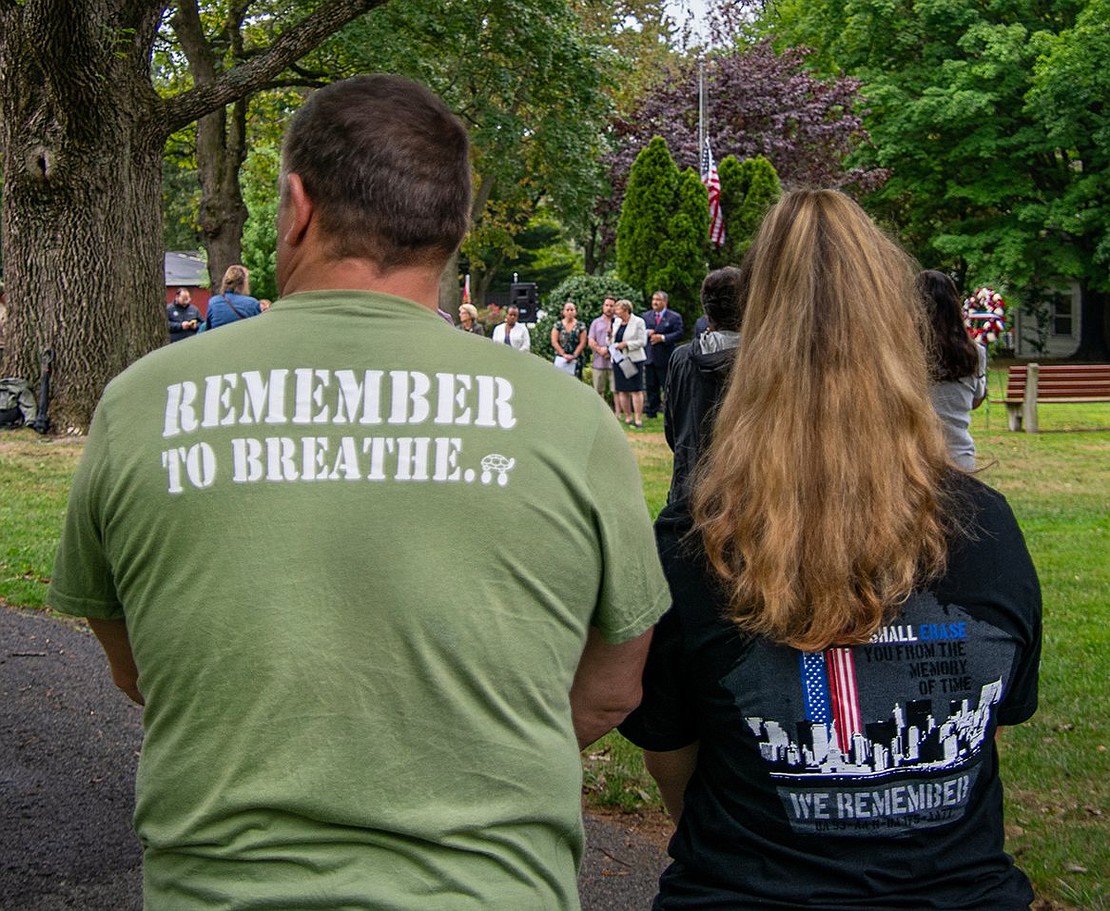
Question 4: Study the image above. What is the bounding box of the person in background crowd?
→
[641,290,684,419]
[551,300,587,376]
[588,296,617,405]
[664,266,746,504]
[166,287,202,343]
[621,189,1041,910]
[204,264,262,329]
[457,302,484,335]
[612,299,647,429]
[48,74,666,911]
[918,269,988,470]
[491,304,531,351]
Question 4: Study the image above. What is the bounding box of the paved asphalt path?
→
[1,606,666,910]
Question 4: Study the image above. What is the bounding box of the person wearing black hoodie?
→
[664,266,746,504]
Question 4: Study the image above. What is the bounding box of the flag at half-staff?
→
[701,137,726,247]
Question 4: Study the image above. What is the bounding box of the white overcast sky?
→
[665,0,715,44]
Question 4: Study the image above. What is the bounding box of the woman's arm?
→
[551,326,564,356]
[573,326,588,358]
[644,743,699,821]
[971,344,988,409]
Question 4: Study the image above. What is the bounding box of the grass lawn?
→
[2,382,1107,908]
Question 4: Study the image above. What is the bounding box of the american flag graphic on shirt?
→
[800,648,862,754]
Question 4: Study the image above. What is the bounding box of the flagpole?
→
[698,62,706,166]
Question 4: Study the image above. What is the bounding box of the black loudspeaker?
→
[510,282,538,322]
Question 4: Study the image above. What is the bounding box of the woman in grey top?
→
[918,270,987,469]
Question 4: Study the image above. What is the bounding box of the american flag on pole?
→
[800,648,863,755]
[701,137,726,247]
[462,273,471,307]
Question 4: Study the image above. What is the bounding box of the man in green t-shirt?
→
[48,75,667,910]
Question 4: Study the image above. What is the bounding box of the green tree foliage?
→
[240,141,282,302]
[479,209,582,301]
[653,168,710,326]
[762,0,1110,357]
[315,0,616,302]
[1027,0,1110,354]
[713,155,781,269]
[617,138,678,296]
[617,137,708,328]
[163,127,202,252]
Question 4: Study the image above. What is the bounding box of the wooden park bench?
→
[994,363,1110,432]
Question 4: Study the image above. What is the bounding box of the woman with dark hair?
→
[620,190,1041,910]
[551,301,587,376]
[919,269,988,469]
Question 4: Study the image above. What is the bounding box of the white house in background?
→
[1012,282,1081,358]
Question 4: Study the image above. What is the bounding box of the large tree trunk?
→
[0,1,167,433]
[196,97,250,287]
[0,0,385,432]
[171,1,249,288]
[438,251,459,319]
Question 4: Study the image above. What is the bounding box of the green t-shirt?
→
[49,291,668,910]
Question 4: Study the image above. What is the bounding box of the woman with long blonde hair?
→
[620,190,1041,909]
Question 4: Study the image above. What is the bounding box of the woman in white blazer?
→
[611,299,648,428]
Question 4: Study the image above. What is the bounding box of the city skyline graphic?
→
[747,676,1003,781]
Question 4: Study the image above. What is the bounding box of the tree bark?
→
[0,1,167,432]
[172,1,251,286]
[0,0,386,432]
[438,252,459,319]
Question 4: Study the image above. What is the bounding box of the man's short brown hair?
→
[282,75,471,271]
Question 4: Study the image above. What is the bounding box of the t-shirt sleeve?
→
[47,403,124,621]
[584,413,669,644]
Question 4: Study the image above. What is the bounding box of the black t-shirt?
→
[620,475,1041,910]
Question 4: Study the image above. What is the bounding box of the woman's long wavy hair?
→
[691,190,954,651]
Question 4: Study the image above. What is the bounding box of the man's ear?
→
[282,173,313,247]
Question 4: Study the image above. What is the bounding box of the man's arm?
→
[87,618,144,705]
[571,625,652,749]
[664,312,684,343]
[166,308,186,332]
[644,743,699,821]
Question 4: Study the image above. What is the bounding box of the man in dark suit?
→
[641,289,684,418]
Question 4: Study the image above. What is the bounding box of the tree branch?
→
[160,0,385,135]
[171,0,216,82]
